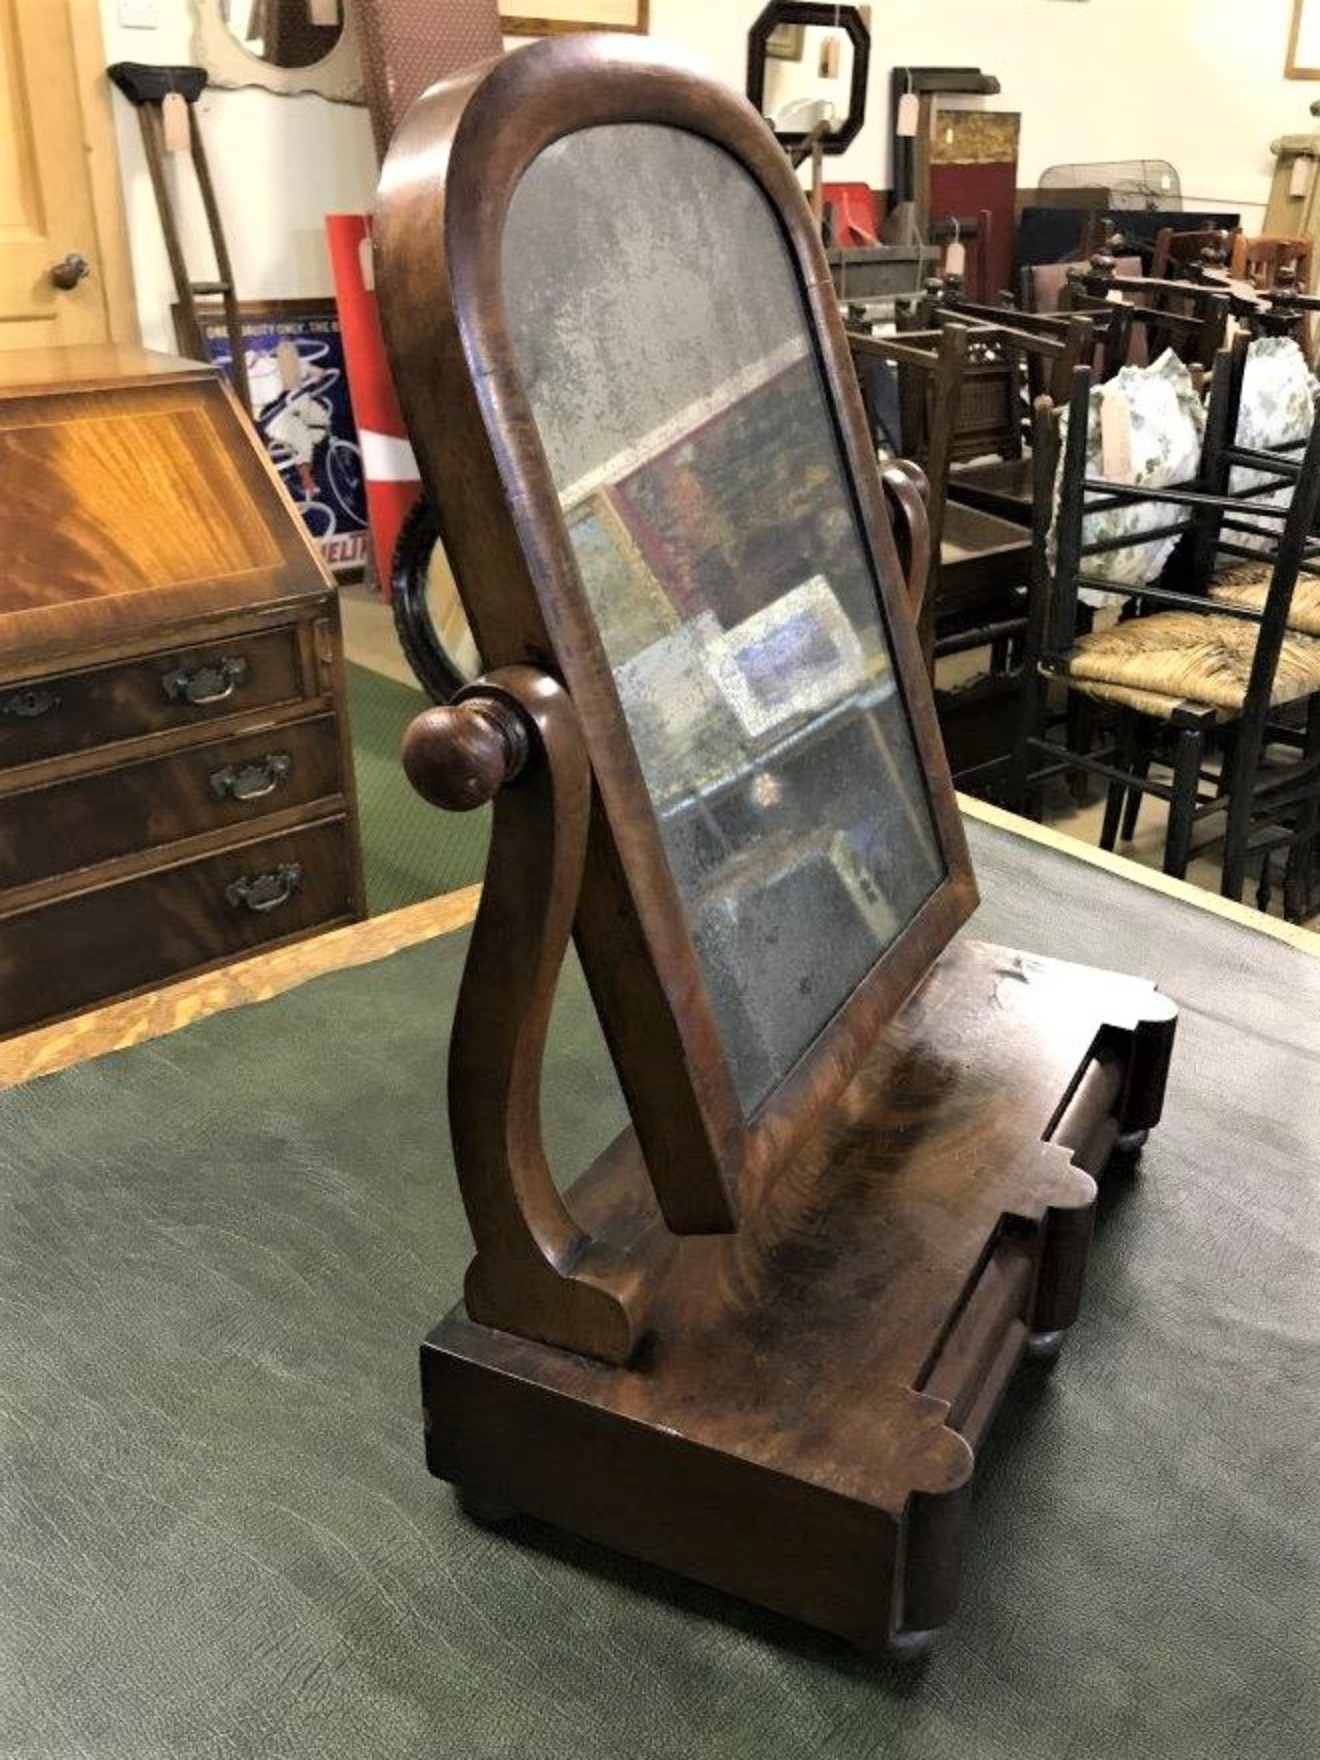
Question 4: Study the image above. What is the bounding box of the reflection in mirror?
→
[760,25,855,137]
[502,125,944,1115]
[222,0,343,69]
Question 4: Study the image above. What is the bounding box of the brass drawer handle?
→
[1,685,61,719]
[210,752,292,803]
[225,862,303,915]
[162,655,249,706]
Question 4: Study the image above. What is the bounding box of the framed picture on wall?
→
[1287,0,1320,77]
[500,0,648,35]
[175,298,369,582]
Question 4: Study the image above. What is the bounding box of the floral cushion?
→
[1056,350,1206,604]
[1223,336,1317,555]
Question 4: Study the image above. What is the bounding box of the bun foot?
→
[885,1627,939,1661]
[1024,1328,1066,1362]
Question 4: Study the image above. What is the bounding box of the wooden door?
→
[0,0,135,350]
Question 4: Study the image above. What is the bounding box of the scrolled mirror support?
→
[404,666,659,1366]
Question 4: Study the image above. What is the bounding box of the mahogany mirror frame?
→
[375,34,978,1238]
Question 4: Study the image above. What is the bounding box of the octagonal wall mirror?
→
[747,2,871,156]
[376,36,973,1227]
[194,0,364,102]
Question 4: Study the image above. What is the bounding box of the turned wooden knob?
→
[402,695,529,811]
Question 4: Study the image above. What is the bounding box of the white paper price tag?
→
[161,91,189,155]
[1101,390,1135,484]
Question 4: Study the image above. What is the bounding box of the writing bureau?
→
[0,345,364,1035]
[375,37,1177,1653]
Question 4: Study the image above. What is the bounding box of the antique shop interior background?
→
[4,0,1319,1034]
[5,0,1320,1746]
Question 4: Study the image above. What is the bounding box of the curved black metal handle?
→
[210,752,292,803]
[1,684,61,720]
[162,655,249,706]
[224,862,302,915]
[390,493,473,704]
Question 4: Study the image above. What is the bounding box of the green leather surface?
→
[3,818,1318,1758]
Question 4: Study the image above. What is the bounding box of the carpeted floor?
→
[346,661,490,915]
[3,818,1317,1757]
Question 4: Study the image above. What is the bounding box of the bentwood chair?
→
[1009,355,1320,919]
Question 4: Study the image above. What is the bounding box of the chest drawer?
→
[0,817,354,1036]
[0,625,306,770]
[0,714,343,892]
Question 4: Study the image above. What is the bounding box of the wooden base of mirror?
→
[421,937,1176,1655]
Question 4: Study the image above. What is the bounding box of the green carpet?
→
[2,819,1317,1756]
[346,661,490,915]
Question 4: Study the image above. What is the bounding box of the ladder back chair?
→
[1010,354,1320,917]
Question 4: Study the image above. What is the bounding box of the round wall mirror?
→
[193,0,364,103]
[221,0,342,70]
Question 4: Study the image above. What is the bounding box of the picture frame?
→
[1287,0,1320,78]
[501,0,648,37]
[175,298,369,582]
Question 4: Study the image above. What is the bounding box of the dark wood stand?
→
[379,41,1178,1658]
[411,674,1174,1654]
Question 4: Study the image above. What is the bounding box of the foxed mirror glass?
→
[194,0,363,102]
[222,0,342,68]
[502,125,945,1112]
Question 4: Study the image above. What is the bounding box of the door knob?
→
[49,253,91,291]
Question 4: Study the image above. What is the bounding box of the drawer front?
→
[0,715,343,891]
[0,626,305,770]
[0,819,354,1036]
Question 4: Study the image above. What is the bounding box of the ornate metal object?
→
[209,752,293,802]
[161,656,249,706]
[1,685,61,719]
[224,863,303,914]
